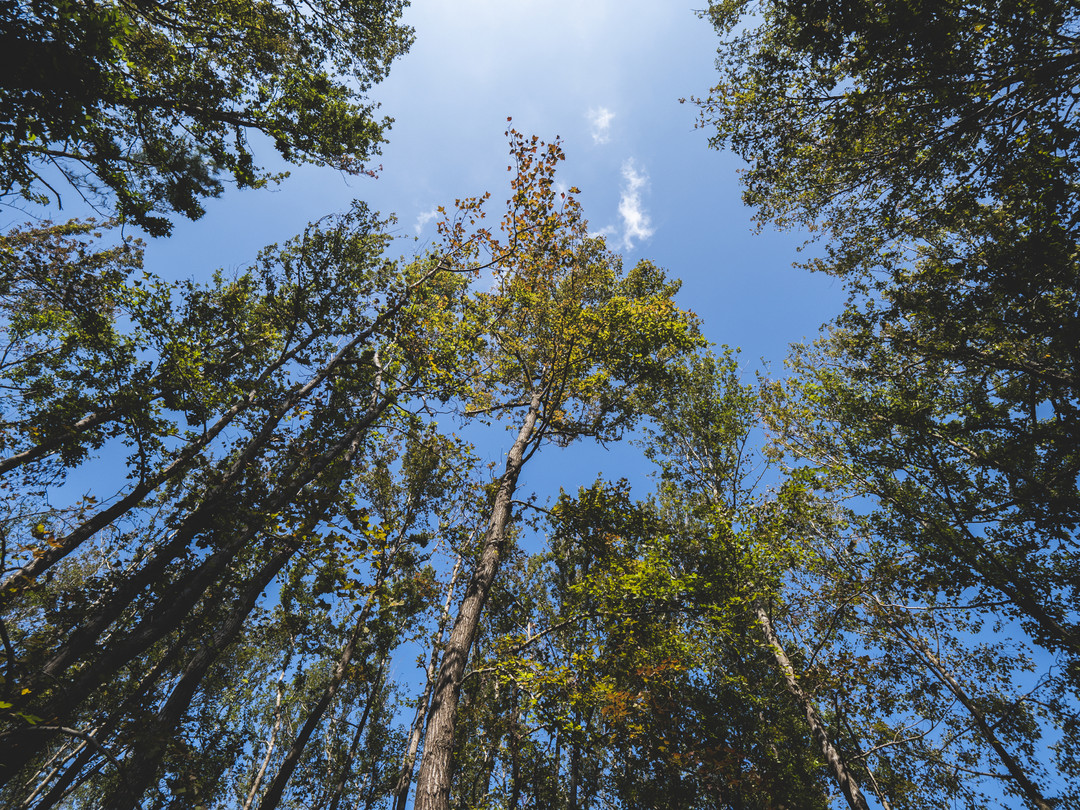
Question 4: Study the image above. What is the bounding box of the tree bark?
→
[412,390,542,810]
[752,600,870,810]
[393,556,462,810]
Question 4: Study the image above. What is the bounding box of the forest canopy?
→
[0,1,1078,809]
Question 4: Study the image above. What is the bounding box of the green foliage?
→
[0,128,708,810]
[441,352,835,810]
[0,201,478,807]
[0,0,413,234]
[702,0,1080,660]
[440,129,703,446]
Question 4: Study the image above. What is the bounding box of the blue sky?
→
[131,0,848,498]
[4,1,852,510]
[142,0,843,366]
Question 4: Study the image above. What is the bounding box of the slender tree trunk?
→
[324,664,386,810]
[242,652,292,810]
[17,734,88,810]
[476,677,501,806]
[393,556,462,810]
[508,687,522,810]
[873,597,1055,810]
[412,390,542,810]
[254,618,370,810]
[752,600,870,810]
[568,710,580,810]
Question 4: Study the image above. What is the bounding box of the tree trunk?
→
[105,544,298,810]
[412,390,542,810]
[752,600,870,810]
[241,650,292,810]
[255,617,371,810]
[393,556,462,810]
[874,597,1055,810]
[325,664,386,810]
[507,687,522,810]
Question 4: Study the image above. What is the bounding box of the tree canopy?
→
[0,0,412,234]
[701,0,1080,661]
[1,1,1079,808]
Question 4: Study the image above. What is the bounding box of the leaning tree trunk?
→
[412,390,542,810]
[873,596,1055,810]
[105,544,298,810]
[752,600,871,810]
[325,662,387,810]
[255,615,378,810]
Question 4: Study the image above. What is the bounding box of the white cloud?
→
[618,159,654,249]
[587,107,615,145]
[414,207,438,235]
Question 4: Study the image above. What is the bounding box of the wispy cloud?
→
[587,107,615,145]
[618,159,654,249]
[414,207,438,235]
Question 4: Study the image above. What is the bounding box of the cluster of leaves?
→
[1,0,413,233]
[701,0,1080,661]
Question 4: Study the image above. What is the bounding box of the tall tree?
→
[448,352,839,810]
[642,351,867,809]
[411,128,702,810]
[699,0,1080,660]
